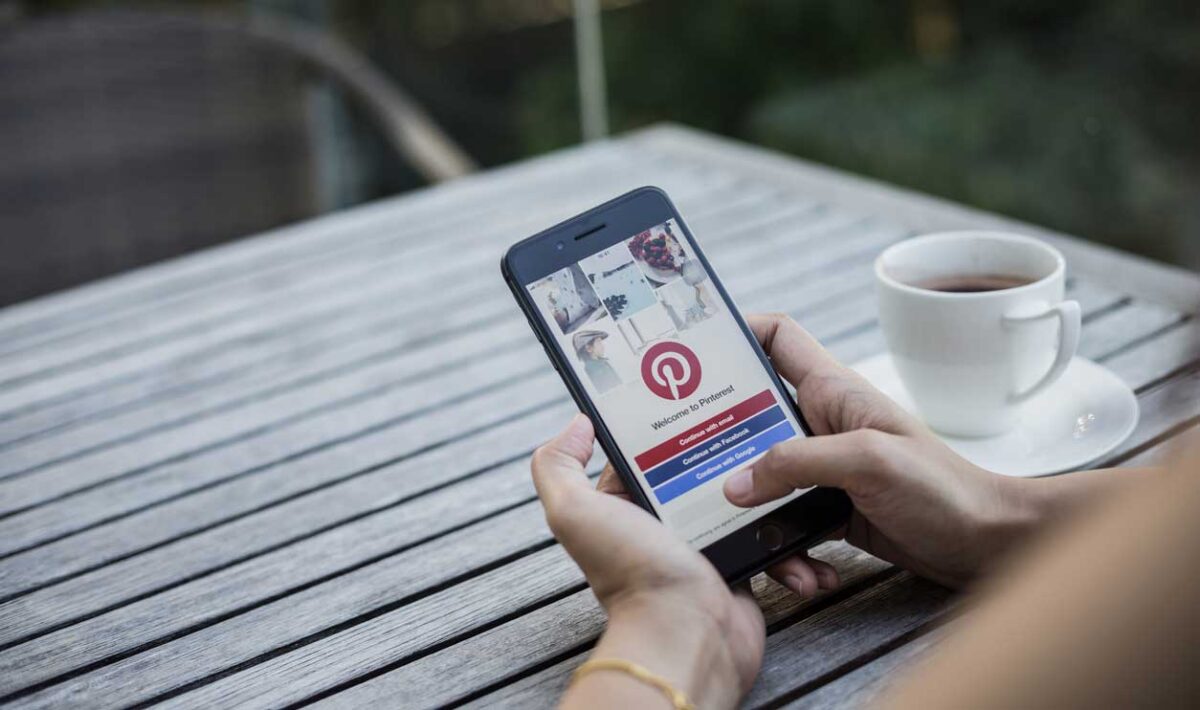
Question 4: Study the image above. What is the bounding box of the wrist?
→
[973,471,1050,569]
[580,592,744,710]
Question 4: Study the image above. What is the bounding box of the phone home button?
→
[757,524,783,551]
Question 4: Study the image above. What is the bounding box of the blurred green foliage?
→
[514,0,1200,266]
[26,0,1200,267]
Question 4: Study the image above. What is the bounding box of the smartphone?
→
[502,186,850,584]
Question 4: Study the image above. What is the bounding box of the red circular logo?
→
[641,341,702,400]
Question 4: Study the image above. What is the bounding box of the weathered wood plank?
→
[1076,300,1183,361]
[314,307,1195,710]
[0,183,783,448]
[432,352,1197,709]
[781,628,945,709]
[0,279,1140,631]
[1,284,1178,703]
[0,402,574,638]
[30,352,1190,705]
[6,501,563,707]
[633,125,1200,313]
[0,141,635,346]
[0,215,899,547]
[0,164,727,415]
[0,212,1130,492]
[1107,367,1200,464]
[1120,424,1198,467]
[0,369,565,554]
[0,278,880,601]
[460,564,876,710]
[0,428,591,698]
[1100,317,1198,391]
[0,271,897,694]
[0,269,890,645]
[1,126,1195,710]
[469,575,946,710]
[0,150,635,368]
[151,545,890,710]
[0,193,831,478]
[0,181,788,470]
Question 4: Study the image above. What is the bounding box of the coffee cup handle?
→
[1003,300,1082,404]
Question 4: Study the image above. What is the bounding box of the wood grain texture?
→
[0,211,897,552]
[0,180,781,451]
[0,159,724,418]
[0,273,1111,627]
[1,125,1196,710]
[171,545,891,710]
[466,571,949,710]
[0,196,843,494]
[0,175,762,474]
[0,180,778,451]
[0,140,632,344]
[152,326,1187,708]
[782,628,945,710]
[0,276,1175,700]
[0,275,895,685]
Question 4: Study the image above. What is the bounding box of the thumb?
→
[531,414,596,507]
[724,429,889,507]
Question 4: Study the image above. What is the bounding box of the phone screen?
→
[525,218,806,548]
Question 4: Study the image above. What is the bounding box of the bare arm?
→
[881,442,1200,709]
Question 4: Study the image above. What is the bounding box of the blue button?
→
[643,405,786,488]
[652,421,796,504]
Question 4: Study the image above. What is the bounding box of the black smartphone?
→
[502,186,850,584]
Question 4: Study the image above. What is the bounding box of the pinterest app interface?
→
[527,219,805,548]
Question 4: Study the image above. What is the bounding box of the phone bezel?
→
[502,186,850,584]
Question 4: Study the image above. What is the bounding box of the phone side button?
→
[757,524,783,551]
[542,344,561,371]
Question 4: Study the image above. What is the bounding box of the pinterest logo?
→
[641,341,702,400]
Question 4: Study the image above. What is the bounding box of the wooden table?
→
[1,125,1196,709]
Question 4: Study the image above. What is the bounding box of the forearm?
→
[987,465,1164,559]
[880,449,1200,710]
[1005,465,1160,525]
[561,596,744,710]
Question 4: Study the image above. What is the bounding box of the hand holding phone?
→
[503,187,850,583]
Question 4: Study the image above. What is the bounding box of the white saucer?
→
[852,354,1138,477]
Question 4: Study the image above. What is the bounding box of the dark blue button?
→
[644,405,786,488]
[652,421,796,504]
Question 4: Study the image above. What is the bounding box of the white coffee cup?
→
[875,232,1081,437]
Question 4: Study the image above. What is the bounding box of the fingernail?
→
[566,413,590,434]
[724,468,753,501]
[784,575,807,598]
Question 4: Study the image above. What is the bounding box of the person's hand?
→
[722,313,1025,589]
[593,467,841,601]
[532,415,763,708]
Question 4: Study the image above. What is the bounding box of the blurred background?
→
[2,0,1197,306]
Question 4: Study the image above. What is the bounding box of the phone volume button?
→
[541,343,560,370]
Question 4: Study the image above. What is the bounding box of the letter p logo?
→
[641,341,702,400]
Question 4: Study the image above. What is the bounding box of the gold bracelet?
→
[571,658,695,710]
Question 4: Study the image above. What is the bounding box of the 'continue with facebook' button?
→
[643,405,786,488]
[652,420,796,504]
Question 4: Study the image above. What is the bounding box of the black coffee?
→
[915,274,1034,293]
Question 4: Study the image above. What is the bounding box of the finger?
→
[767,554,820,599]
[724,429,892,506]
[746,313,842,391]
[530,414,596,509]
[807,555,841,591]
[595,464,629,498]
